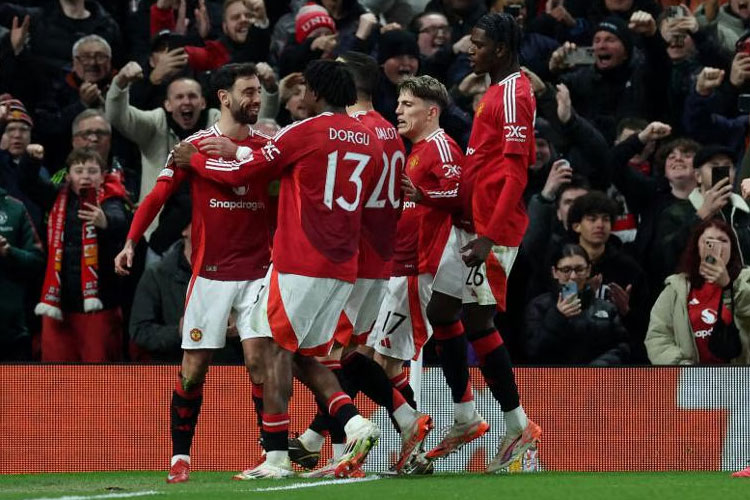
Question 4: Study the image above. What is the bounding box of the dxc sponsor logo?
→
[504,125,528,141]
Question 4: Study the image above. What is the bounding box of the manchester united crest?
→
[409,155,419,170]
[190,328,203,342]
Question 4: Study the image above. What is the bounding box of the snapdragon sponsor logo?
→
[209,199,266,211]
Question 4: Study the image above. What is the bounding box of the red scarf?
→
[35,175,126,320]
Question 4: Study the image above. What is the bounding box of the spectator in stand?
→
[610,122,699,287]
[646,218,750,365]
[129,222,244,362]
[277,72,311,125]
[279,3,338,77]
[0,97,48,232]
[567,190,651,361]
[317,0,369,55]
[524,74,610,194]
[151,0,271,72]
[523,0,590,45]
[105,63,219,240]
[424,0,486,51]
[696,0,750,54]
[70,110,132,189]
[684,66,748,162]
[548,14,670,143]
[411,11,462,84]
[0,184,44,361]
[657,5,731,136]
[521,172,590,299]
[33,34,116,169]
[490,0,559,82]
[374,29,472,147]
[361,0,414,26]
[30,148,128,362]
[656,145,750,277]
[524,243,631,365]
[0,0,122,107]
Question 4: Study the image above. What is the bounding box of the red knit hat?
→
[295,3,336,43]
[0,94,33,128]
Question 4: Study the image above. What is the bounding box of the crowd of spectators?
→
[2,0,750,366]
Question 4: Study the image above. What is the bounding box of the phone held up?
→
[705,239,719,265]
[79,187,97,208]
[711,166,730,188]
[564,47,595,66]
[561,281,578,301]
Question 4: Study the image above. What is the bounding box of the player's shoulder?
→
[425,128,463,162]
[273,112,336,141]
[185,125,218,145]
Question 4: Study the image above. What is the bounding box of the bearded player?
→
[114,63,273,483]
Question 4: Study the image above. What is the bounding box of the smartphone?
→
[705,239,720,264]
[711,166,730,187]
[561,281,578,301]
[79,187,97,207]
[740,94,750,113]
[564,47,595,66]
[665,6,685,18]
[737,38,750,55]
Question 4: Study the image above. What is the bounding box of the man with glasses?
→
[35,35,116,168]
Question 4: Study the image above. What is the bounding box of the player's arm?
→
[174,138,283,187]
[114,161,186,275]
[419,158,462,209]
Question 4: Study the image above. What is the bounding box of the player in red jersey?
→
[287,52,432,476]
[113,63,274,483]
[180,59,382,479]
[421,13,541,472]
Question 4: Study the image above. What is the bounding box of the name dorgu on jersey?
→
[329,127,370,145]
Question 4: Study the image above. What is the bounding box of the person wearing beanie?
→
[546,10,670,143]
[0,95,48,232]
[279,3,340,76]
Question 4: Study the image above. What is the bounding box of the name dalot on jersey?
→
[375,126,398,141]
[329,127,370,145]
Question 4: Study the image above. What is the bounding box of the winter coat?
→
[0,187,43,344]
[525,287,631,365]
[645,269,750,365]
[696,4,748,55]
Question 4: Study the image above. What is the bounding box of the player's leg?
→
[241,337,269,439]
[167,276,233,483]
[464,245,541,472]
[168,348,213,483]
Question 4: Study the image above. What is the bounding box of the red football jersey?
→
[127,125,272,281]
[390,200,419,276]
[353,110,405,279]
[462,71,536,246]
[189,112,382,282]
[407,128,463,275]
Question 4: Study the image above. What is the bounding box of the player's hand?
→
[696,177,732,220]
[26,144,44,160]
[549,41,576,73]
[541,159,573,200]
[79,202,108,229]
[637,121,672,143]
[556,292,582,317]
[0,235,10,258]
[696,67,725,96]
[115,240,136,275]
[461,235,494,267]
[115,61,144,89]
[628,10,656,36]
[607,282,632,317]
[401,174,423,202]
[197,136,238,159]
[173,141,199,167]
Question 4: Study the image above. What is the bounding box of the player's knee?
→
[244,350,265,382]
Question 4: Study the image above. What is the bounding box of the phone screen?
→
[712,166,730,187]
[79,187,97,207]
[565,47,595,66]
[561,281,578,300]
